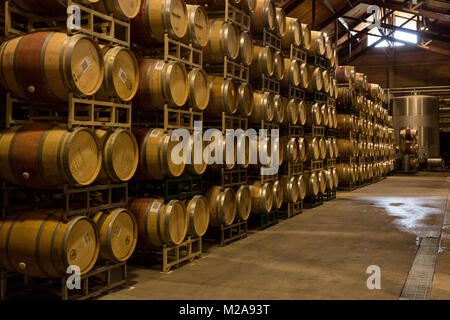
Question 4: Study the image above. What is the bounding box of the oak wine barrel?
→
[336,164,355,184]
[250,45,274,79]
[185,195,210,237]
[282,17,301,48]
[0,32,104,102]
[273,51,285,81]
[305,136,320,161]
[282,98,299,125]
[250,181,273,214]
[95,128,139,184]
[281,58,300,88]
[308,31,325,56]
[273,95,286,124]
[237,82,254,117]
[300,23,311,50]
[249,91,275,123]
[133,128,186,180]
[184,5,209,47]
[187,68,210,111]
[281,175,299,203]
[251,0,276,34]
[134,59,188,110]
[305,172,319,197]
[206,76,238,116]
[306,102,322,127]
[0,210,99,278]
[272,180,284,209]
[238,30,254,66]
[297,175,306,200]
[319,137,327,160]
[335,65,355,84]
[128,198,187,247]
[206,186,237,226]
[203,19,240,63]
[93,208,138,262]
[307,66,323,92]
[236,185,252,221]
[337,138,354,159]
[275,7,287,38]
[0,123,102,190]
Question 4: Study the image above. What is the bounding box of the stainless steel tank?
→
[392,95,440,162]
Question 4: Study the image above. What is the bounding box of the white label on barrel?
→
[81,57,90,73]
[115,225,121,237]
[155,61,165,71]
[83,234,90,246]
[151,201,162,212]
[118,68,127,83]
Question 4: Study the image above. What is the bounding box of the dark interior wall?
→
[348,45,450,88]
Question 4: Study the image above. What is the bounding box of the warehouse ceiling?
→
[279,0,450,63]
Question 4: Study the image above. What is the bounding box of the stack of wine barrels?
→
[334,64,395,188]
[0,1,144,280]
[399,128,419,173]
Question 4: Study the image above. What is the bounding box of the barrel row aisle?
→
[334,66,395,191]
[0,0,141,300]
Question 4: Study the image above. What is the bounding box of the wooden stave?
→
[185,195,210,237]
[206,76,238,116]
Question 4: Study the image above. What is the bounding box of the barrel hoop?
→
[40,32,58,101]
[56,129,70,186]
[144,0,154,38]
[64,34,84,96]
[188,196,198,235]
[4,212,25,273]
[142,129,152,177]
[156,201,163,243]
[208,75,216,108]
[106,209,123,260]
[144,59,155,106]
[58,35,72,97]
[163,62,172,105]
[164,201,174,244]
[218,191,226,225]
[50,220,64,275]
[163,0,173,38]
[62,215,97,273]
[103,48,116,98]
[35,211,58,278]
[61,128,80,185]
[207,20,214,59]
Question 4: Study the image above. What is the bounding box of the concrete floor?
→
[102,172,450,300]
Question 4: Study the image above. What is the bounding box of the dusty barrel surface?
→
[132,0,188,45]
[0,123,102,190]
[0,210,99,278]
[203,19,240,64]
[95,128,139,183]
[93,208,138,262]
[206,186,237,227]
[128,198,188,248]
[0,31,104,102]
[133,128,186,180]
[185,195,210,237]
[134,59,188,111]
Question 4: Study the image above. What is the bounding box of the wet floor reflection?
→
[360,196,445,238]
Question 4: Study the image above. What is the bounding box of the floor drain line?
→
[399,237,439,300]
